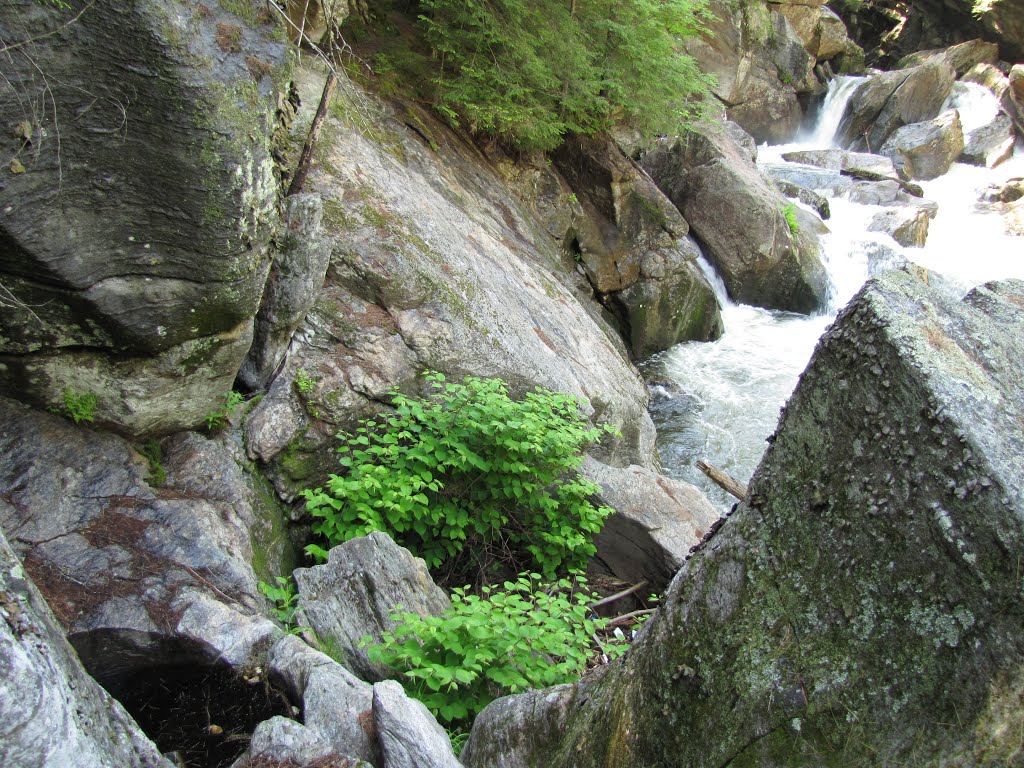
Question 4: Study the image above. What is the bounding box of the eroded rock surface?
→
[0,1,288,435]
[463,271,1024,767]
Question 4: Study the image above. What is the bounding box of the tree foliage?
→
[365,0,714,151]
[302,372,616,580]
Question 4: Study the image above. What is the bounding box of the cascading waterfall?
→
[648,77,1024,512]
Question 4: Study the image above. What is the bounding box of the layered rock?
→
[0,0,289,435]
[0,530,173,768]
[835,58,956,151]
[462,271,1024,767]
[642,124,830,314]
[961,113,1016,169]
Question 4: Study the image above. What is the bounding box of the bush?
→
[62,389,97,424]
[302,372,616,579]
[366,572,629,726]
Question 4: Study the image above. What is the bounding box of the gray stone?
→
[232,717,357,768]
[773,179,832,219]
[898,39,1000,77]
[836,59,956,151]
[373,680,464,768]
[761,162,852,196]
[642,126,829,314]
[0,529,173,768]
[461,272,1024,767]
[780,148,898,178]
[240,193,333,391]
[584,458,719,590]
[267,635,380,764]
[867,206,933,247]
[293,532,451,682]
[880,110,965,180]
[961,113,1016,169]
[0,0,288,435]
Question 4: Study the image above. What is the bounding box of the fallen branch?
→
[696,459,748,502]
[606,608,656,627]
[588,580,649,610]
[287,71,337,196]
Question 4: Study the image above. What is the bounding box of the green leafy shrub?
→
[294,369,317,395]
[62,389,97,424]
[302,372,616,578]
[782,202,800,237]
[366,573,628,726]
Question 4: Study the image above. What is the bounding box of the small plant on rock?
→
[301,372,617,580]
[62,388,97,424]
[782,202,800,237]
[258,576,302,630]
[204,390,245,431]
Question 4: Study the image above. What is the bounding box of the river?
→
[646,77,1024,512]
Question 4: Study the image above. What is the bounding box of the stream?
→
[646,77,1024,512]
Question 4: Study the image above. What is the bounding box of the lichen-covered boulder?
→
[642,125,829,314]
[462,271,1024,767]
[880,109,965,181]
[0,529,174,768]
[293,532,451,682]
[836,59,956,151]
[0,1,290,435]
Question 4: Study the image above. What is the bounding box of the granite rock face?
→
[0,0,289,435]
[462,271,1024,767]
[880,109,965,181]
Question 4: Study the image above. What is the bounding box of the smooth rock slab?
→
[880,109,965,180]
[961,113,1016,169]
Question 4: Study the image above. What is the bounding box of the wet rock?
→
[773,179,832,219]
[267,635,380,764]
[642,125,829,314]
[867,205,933,247]
[0,529,174,768]
[761,162,852,196]
[462,271,1024,767]
[373,680,464,768]
[773,4,853,62]
[836,59,956,151]
[961,113,1016,168]
[980,178,1024,204]
[880,110,965,180]
[617,239,725,359]
[239,193,333,391]
[0,0,288,435]
[584,458,720,590]
[292,532,450,682]
[780,148,898,178]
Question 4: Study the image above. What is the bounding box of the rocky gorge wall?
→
[2,0,1023,767]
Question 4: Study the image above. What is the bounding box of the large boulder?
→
[293,532,451,682]
[0,1,289,435]
[461,271,1024,767]
[772,3,854,61]
[897,38,1000,77]
[880,110,965,180]
[0,530,173,768]
[642,125,830,314]
[893,0,1024,62]
[835,59,956,151]
[372,680,465,768]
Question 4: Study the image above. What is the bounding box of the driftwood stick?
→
[588,580,649,610]
[696,459,748,502]
[287,71,338,196]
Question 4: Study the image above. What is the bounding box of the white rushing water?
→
[648,79,1024,511]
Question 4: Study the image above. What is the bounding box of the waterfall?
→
[649,76,1023,512]
[805,75,862,147]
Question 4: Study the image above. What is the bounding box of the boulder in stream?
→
[867,205,933,247]
[880,109,966,181]
[461,271,1024,767]
[961,113,1016,169]
[642,125,829,314]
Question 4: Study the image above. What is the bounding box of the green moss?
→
[277,430,322,484]
[246,461,301,584]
